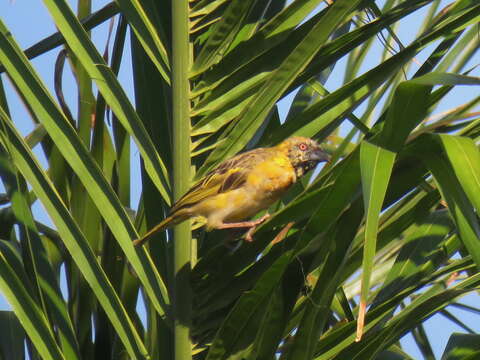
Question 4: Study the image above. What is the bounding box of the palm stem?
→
[171,0,192,359]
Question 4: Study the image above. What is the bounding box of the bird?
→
[133,136,330,246]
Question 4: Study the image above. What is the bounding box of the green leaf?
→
[0,311,25,360]
[191,0,256,75]
[0,16,170,319]
[0,108,149,359]
[265,48,416,145]
[373,211,454,307]
[372,82,432,151]
[412,323,436,360]
[0,241,64,360]
[41,0,171,203]
[192,0,429,104]
[131,34,173,297]
[410,72,480,86]
[356,80,432,339]
[313,258,474,359]
[191,0,323,84]
[346,287,477,359]
[442,333,480,360]
[377,345,415,360]
[415,134,480,269]
[358,140,395,338]
[0,152,81,359]
[0,2,120,74]
[206,250,294,360]
[198,0,365,177]
[438,135,480,215]
[247,268,302,360]
[285,200,364,360]
[115,0,170,83]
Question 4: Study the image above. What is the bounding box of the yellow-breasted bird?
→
[133,136,330,246]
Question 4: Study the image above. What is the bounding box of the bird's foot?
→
[245,227,256,242]
[215,213,270,242]
[245,213,271,241]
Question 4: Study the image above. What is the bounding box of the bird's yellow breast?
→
[246,155,296,193]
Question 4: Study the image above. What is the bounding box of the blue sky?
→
[0,1,479,358]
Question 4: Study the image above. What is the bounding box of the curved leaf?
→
[0,16,170,319]
[0,311,24,360]
[438,135,480,213]
[415,134,480,269]
[0,241,64,360]
[191,0,256,75]
[115,0,170,83]
[197,0,365,177]
[41,0,171,203]
[0,108,149,359]
[357,140,395,340]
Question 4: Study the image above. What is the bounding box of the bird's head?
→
[277,136,330,177]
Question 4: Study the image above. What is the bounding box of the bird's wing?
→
[171,149,268,213]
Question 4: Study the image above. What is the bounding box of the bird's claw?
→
[245,227,255,242]
[244,213,270,242]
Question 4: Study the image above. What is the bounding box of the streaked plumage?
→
[134,136,329,246]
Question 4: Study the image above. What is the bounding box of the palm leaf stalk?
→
[171,0,193,359]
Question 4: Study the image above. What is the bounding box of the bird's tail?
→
[133,210,190,247]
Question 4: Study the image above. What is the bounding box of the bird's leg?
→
[217,213,270,242]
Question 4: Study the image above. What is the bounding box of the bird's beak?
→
[310,148,330,163]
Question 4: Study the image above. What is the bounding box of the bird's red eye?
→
[299,143,308,151]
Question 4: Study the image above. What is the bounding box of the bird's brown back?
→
[170,147,275,214]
